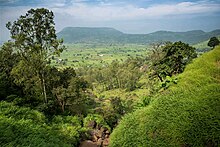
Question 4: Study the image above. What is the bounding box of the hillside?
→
[57,27,124,43]
[109,46,220,146]
[193,36,220,53]
[57,27,220,44]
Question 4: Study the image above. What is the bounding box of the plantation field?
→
[51,43,149,68]
[50,40,214,68]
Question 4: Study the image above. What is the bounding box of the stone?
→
[100,127,108,132]
[105,130,110,135]
[101,132,105,140]
[96,130,103,138]
[80,140,97,147]
[91,134,98,142]
[102,138,110,147]
[97,138,103,147]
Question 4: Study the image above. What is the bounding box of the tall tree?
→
[0,42,21,99]
[6,8,65,103]
[150,41,197,82]
[208,37,220,48]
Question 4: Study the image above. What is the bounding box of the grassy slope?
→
[110,46,220,147]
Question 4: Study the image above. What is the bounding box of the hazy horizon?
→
[1,0,220,41]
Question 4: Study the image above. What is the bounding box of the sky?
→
[0,0,220,41]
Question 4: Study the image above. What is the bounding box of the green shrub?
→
[0,101,82,146]
[134,96,152,109]
[52,115,81,126]
[0,101,46,124]
[110,46,220,146]
[83,114,110,131]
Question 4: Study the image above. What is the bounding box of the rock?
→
[91,134,98,142]
[80,140,98,147]
[102,138,110,147]
[105,134,109,138]
[101,132,105,140]
[100,127,108,132]
[105,130,110,135]
[96,130,103,138]
[97,138,103,147]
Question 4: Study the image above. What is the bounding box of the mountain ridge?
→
[57,27,220,44]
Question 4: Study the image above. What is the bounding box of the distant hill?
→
[57,27,124,43]
[57,27,220,44]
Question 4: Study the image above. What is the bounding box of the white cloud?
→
[0,0,18,4]
[52,1,220,22]
[1,0,220,41]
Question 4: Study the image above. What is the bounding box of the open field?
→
[51,43,149,68]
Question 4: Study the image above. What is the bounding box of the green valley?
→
[1,7,220,147]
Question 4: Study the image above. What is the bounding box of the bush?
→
[0,101,82,146]
[0,101,46,124]
[83,114,110,131]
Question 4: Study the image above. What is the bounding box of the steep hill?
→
[57,27,220,44]
[109,46,220,146]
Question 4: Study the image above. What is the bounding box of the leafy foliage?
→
[208,36,220,48]
[1,8,93,116]
[94,96,132,129]
[6,8,65,104]
[79,57,144,92]
[83,114,110,131]
[0,42,22,99]
[0,101,82,146]
[149,41,197,82]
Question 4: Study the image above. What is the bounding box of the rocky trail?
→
[80,121,110,147]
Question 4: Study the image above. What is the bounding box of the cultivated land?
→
[52,43,148,68]
[51,38,216,68]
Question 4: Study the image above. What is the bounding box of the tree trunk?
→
[61,102,65,112]
[42,73,47,103]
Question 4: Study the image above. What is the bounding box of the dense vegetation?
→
[1,8,219,147]
[110,46,220,147]
[208,37,220,48]
[0,101,82,146]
